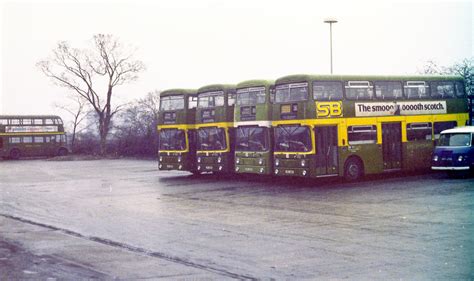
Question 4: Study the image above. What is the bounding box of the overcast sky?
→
[0,0,472,117]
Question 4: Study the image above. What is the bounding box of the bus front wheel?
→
[344,157,364,181]
[9,149,20,160]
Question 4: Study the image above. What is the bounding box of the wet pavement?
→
[0,159,473,279]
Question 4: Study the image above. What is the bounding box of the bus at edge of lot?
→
[195,84,236,174]
[0,115,68,159]
[157,89,198,173]
[271,74,469,180]
[234,79,274,175]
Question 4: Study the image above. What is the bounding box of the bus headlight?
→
[260,168,264,173]
[159,164,163,169]
[275,169,279,174]
[301,159,306,167]
[197,165,201,170]
[197,157,201,163]
[217,157,222,163]
[235,167,240,172]
[219,166,223,171]
[236,157,240,164]
[177,156,182,163]
[159,156,163,162]
[432,155,439,162]
[458,155,464,162]
[258,158,264,165]
[178,165,182,170]
[275,159,280,166]
[302,170,307,176]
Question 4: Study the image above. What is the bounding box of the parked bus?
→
[0,115,68,159]
[157,89,198,173]
[234,80,274,175]
[431,126,474,176]
[271,74,469,180]
[195,84,236,174]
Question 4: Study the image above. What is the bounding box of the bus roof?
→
[0,115,62,119]
[275,74,464,85]
[197,84,235,93]
[160,89,197,96]
[441,126,474,134]
[236,79,274,89]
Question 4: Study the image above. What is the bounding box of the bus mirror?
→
[342,139,346,146]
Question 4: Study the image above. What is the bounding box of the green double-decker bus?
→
[272,74,469,180]
[234,80,274,175]
[195,84,236,174]
[157,89,198,173]
[0,115,68,159]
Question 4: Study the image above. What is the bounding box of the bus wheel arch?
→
[344,156,364,181]
[9,148,21,160]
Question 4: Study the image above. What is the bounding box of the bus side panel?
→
[338,144,384,176]
[403,140,433,171]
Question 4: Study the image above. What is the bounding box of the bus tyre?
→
[344,157,363,181]
[57,148,68,156]
[9,149,20,160]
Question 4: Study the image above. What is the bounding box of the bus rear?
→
[234,80,274,175]
[157,89,198,173]
[195,84,235,174]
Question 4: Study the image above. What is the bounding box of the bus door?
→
[314,126,338,176]
[382,122,402,170]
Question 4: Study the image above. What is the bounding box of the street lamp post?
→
[324,18,337,74]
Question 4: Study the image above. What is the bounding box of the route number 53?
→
[316,102,343,118]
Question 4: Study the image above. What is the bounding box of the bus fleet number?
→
[316,102,343,118]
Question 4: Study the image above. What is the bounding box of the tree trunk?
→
[98,113,112,156]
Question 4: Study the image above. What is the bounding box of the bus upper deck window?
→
[430,81,455,98]
[10,119,20,125]
[345,81,374,100]
[188,96,197,109]
[228,92,236,106]
[405,81,429,99]
[313,81,343,100]
[55,119,63,125]
[455,81,465,97]
[0,119,7,125]
[45,119,54,125]
[22,119,32,125]
[375,81,403,100]
[33,119,42,125]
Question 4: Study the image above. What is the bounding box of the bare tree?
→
[419,57,473,96]
[54,96,90,153]
[37,34,145,155]
[111,91,160,157]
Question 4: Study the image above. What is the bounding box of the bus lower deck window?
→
[407,122,432,141]
[434,121,457,139]
[347,125,377,144]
